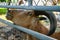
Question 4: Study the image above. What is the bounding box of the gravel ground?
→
[0,22,26,40]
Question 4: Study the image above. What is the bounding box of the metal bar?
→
[0,18,57,40]
[0,5,60,11]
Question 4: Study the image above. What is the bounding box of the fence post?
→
[28,0,32,6]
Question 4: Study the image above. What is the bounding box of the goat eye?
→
[28,12,32,16]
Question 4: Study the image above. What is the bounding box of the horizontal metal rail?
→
[0,5,60,11]
[0,18,57,40]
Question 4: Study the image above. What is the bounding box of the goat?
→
[6,9,60,40]
[6,9,49,40]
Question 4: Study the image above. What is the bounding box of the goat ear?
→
[26,10,34,16]
[27,12,32,16]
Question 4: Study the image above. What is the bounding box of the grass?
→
[0,8,7,20]
[0,8,7,14]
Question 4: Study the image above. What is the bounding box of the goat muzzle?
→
[6,10,13,20]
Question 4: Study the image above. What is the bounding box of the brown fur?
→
[51,32,60,40]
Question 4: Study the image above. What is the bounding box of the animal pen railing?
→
[0,0,60,40]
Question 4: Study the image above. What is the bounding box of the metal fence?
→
[0,0,60,11]
[0,5,60,11]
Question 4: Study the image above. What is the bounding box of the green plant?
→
[0,8,7,15]
[0,0,6,2]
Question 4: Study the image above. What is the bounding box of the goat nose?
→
[6,13,9,18]
[6,10,12,17]
[6,11,13,20]
[6,10,10,17]
[6,13,13,20]
[6,13,10,20]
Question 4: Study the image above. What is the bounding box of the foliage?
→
[0,0,9,2]
[0,0,6,2]
[0,8,7,15]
